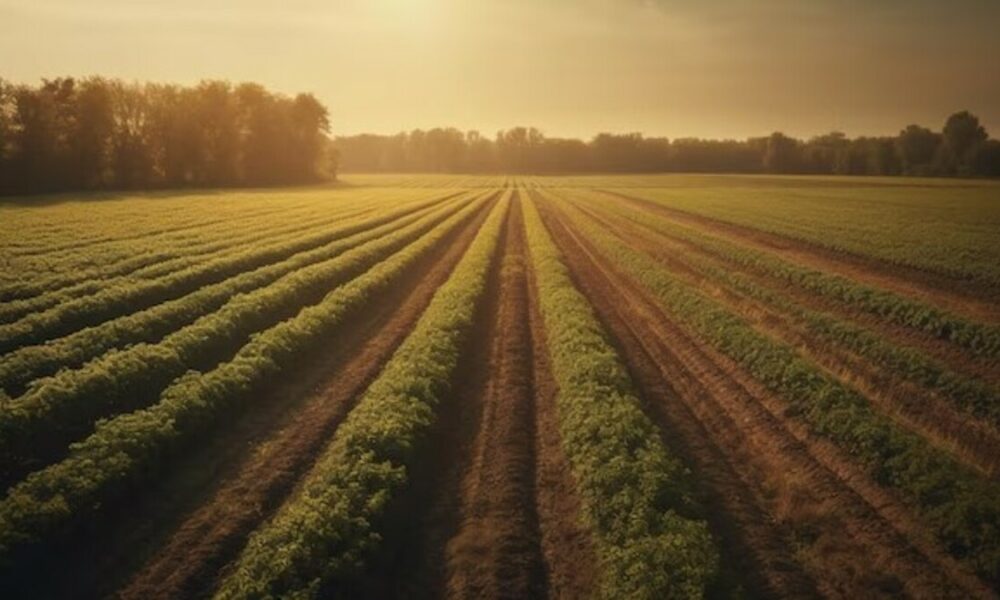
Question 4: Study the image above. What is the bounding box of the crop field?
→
[0,174,998,599]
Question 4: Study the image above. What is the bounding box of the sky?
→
[2,0,999,140]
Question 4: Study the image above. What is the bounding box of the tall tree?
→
[71,78,114,188]
[895,125,941,175]
[941,110,988,174]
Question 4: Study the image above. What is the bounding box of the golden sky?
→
[2,0,998,139]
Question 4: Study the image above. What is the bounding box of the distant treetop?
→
[333,114,1000,177]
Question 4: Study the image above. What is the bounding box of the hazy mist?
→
[2,0,998,139]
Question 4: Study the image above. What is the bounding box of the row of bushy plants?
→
[0,193,457,353]
[576,195,1000,425]
[522,194,717,599]
[0,197,302,298]
[558,194,1000,584]
[0,194,395,322]
[0,195,481,483]
[0,194,469,395]
[213,193,510,599]
[0,193,492,574]
[583,190,1000,360]
[2,187,458,304]
[0,200,293,304]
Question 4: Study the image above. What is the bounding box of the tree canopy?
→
[0,77,332,195]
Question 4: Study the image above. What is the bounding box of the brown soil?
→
[109,198,495,600]
[536,196,994,599]
[604,190,1000,324]
[568,198,1000,476]
[362,194,597,600]
[443,196,547,598]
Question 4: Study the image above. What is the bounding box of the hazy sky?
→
[2,0,998,139]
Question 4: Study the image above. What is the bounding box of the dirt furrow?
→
[443,197,547,599]
[107,200,495,600]
[604,190,1000,324]
[538,198,993,599]
[570,199,1000,476]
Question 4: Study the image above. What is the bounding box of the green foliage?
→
[607,179,1000,291]
[0,193,395,323]
[586,188,1000,359]
[582,194,1000,425]
[559,197,1000,583]
[0,196,487,572]
[214,193,509,599]
[522,195,718,599]
[0,196,477,478]
[0,192,458,392]
[0,194,460,354]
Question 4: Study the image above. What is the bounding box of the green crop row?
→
[582,189,1000,360]
[523,194,717,599]
[3,187,452,304]
[0,192,456,354]
[2,197,291,264]
[558,195,1000,584]
[607,183,1000,291]
[572,195,1000,427]
[0,194,469,396]
[0,187,434,288]
[0,196,328,300]
[213,193,509,599]
[0,195,480,484]
[0,192,492,574]
[0,195,391,322]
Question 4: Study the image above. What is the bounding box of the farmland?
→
[0,174,998,599]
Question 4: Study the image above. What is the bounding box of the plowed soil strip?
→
[538,199,993,599]
[604,190,1000,323]
[570,199,1000,476]
[443,198,546,599]
[106,201,494,600]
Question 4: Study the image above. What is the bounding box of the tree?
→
[108,80,154,188]
[803,131,849,174]
[763,132,800,173]
[860,137,900,176]
[895,125,940,175]
[496,127,543,172]
[970,140,1000,177]
[0,78,14,191]
[941,110,988,174]
[289,93,330,179]
[71,77,114,188]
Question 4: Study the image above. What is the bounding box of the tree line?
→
[0,77,332,195]
[1,77,996,194]
[334,111,1000,177]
